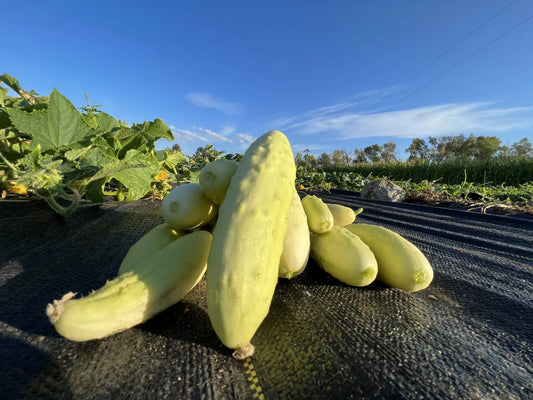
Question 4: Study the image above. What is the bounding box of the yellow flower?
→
[7,182,29,196]
[154,169,170,182]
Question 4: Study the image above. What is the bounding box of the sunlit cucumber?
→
[345,223,433,292]
[199,158,238,204]
[206,130,295,358]
[279,189,310,279]
[161,183,218,230]
[326,203,363,226]
[310,225,377,287]
[46,230,212,341]
[301,195,334,233]
[118,222,185,274]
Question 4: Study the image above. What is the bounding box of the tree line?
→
[295,134,533,167]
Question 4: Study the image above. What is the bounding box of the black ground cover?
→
[1,192,532,399]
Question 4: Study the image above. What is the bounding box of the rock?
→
[361,180,405,202]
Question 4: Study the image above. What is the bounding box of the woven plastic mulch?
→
[1,189,532,400]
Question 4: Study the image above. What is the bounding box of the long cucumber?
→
[301,195,334,233]
[46,230,212,341]
[118,222,184,274]
[345,223,433,292]
[206,130,295,358]
[310,225,378,287]
[279,189,310,279]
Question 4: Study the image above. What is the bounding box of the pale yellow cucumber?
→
[310,225,378,287]
[206,130,295,356]
[118,222,185,274]
[345,223,433,292]
[301,195,334,233]
[161,183,218,230]
[46,230,212,341]
[199,158,238,204]
[326,203,363,226]
[279,189,310,279]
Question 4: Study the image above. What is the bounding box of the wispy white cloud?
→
[291,143,327,153]
[234,133,255,147]
[169,125,254,152]
[186,92,244,115]
[280,101,533,139]
[169,125,231,143]
[272,85,405,129]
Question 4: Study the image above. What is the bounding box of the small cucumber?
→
[279,189,310,279]
[46,230,212,341]
[345,223,433,292]
[118,222,184,274]
[301,195,334,233]
[310,225,378,287]
[199,159,238,204]
[326,203,363,226]
[206,130,295,357]
[161,183,218,230]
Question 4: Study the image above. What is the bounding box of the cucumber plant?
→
[0,73,186,215]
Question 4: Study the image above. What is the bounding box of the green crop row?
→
[320,159,533,187]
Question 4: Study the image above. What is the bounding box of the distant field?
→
[321,159,533,187]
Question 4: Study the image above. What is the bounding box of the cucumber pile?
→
[46,130,433,359]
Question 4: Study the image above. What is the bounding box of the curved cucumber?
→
[118,222,185,274]
[279,189,310,279]
[161,183,218,230]
[301,195,334,233]
[199,158,238,204]
[206,130,295,355]
[326,203,363,226]
[310,225,377,287]
[46,230,212,341]
[345,223,433,292]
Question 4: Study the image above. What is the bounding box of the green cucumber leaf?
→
[7,88,95,151]
[85,150,160,201]
[0,86,9,107]
[132,118,174,141]
[95,111,121,132]
[64,146,92,162]
[0,73,23,94]
[85,177,107,203]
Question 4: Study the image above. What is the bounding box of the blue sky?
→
[4,0,533,159]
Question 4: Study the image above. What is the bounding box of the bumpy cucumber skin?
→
[326,203,356,226]
[199,159,238,204]
[279,189,310,279]
[310,225,378,287]
[161,183,218,230]
[118,222,184,275]
[345,224,433,292]
[206,130,296,350]
[46,230,212,342]
[301,195,334,233]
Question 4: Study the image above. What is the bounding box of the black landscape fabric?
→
[1,190,532,399]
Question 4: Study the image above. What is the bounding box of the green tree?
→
[428,136,448,162]
[317,152,332,167]
[302,149,317,167]
[406,138,429,162]
[331,149,351,166]
[171,143,182,153]
[497,145,512,160]
[381,141,397,162]
[511,137,533,158]
[353,148,367,164]
[475,135,501,160]
[364,144,382,163]
[295,151,304,166]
